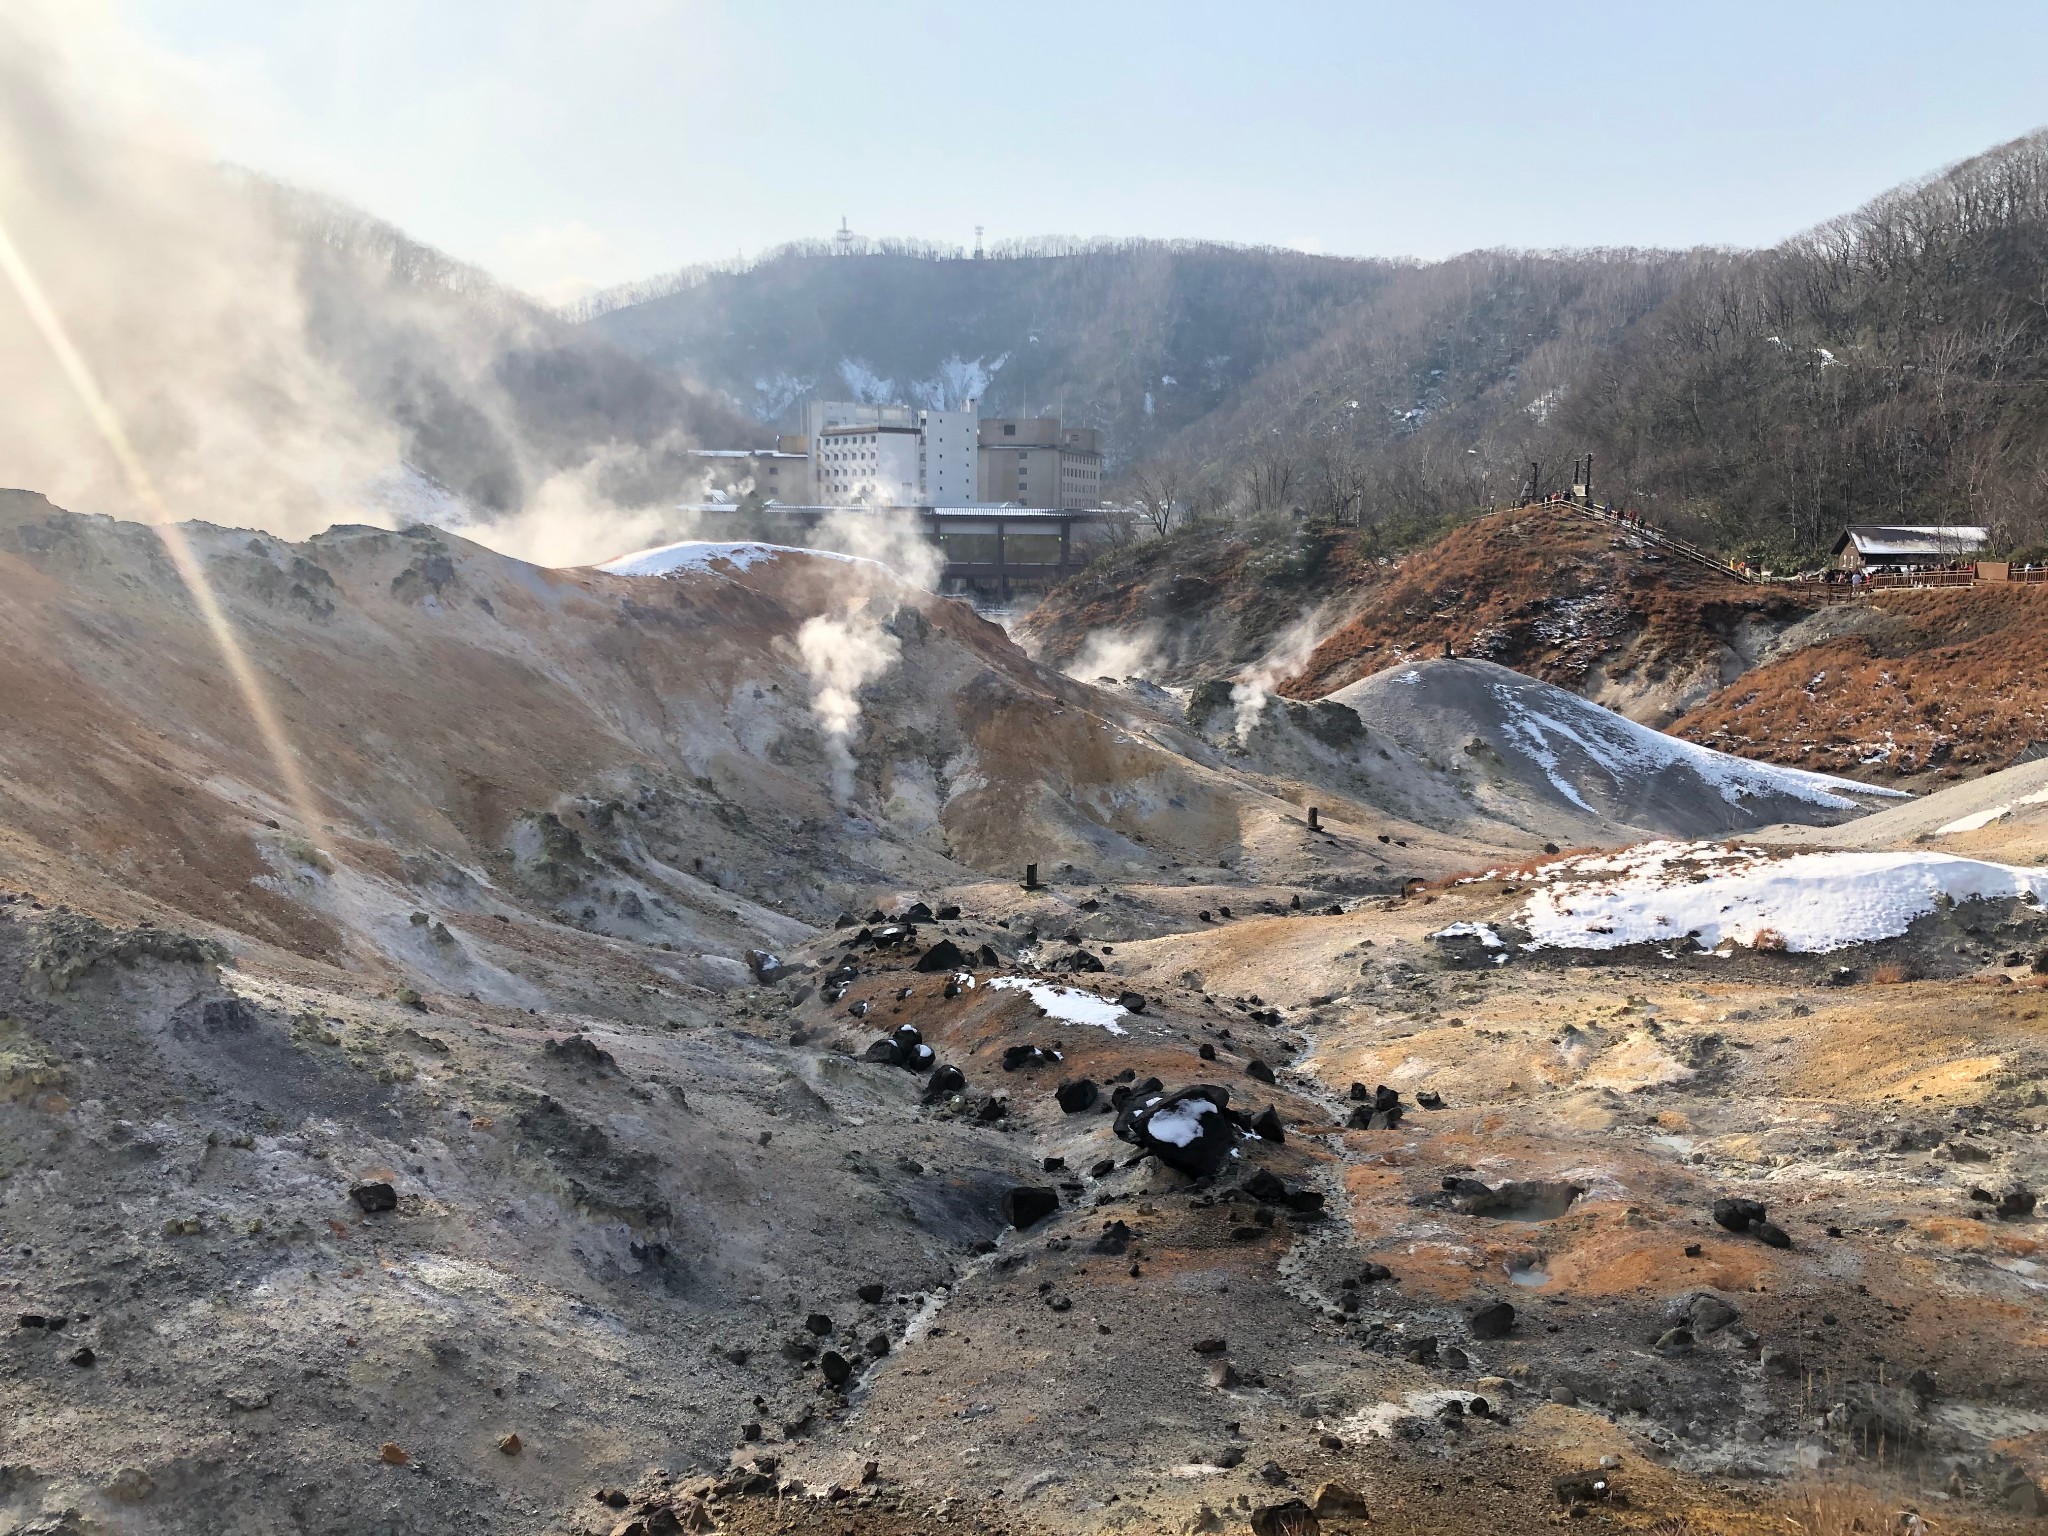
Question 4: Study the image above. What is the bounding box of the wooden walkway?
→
[1542,499,2047,596]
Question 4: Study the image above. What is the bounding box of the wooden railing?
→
[1541,498,2047,596]
[1547,499,1760,583]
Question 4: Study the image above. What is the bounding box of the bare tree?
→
[1241,437,1298,516]
[1118,461,1188,537]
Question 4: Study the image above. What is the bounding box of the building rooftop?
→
[1834,525,1990,559]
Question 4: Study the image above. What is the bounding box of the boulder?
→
[1311,1482,1368,1519]
[914,939,968,973]
[543,1034,618,1072]
[1000,1185,1059,1229]
[1242,1170,1286,1204]
[1468,1301,1515,1339]
[1054,1079,1100,1114]
[349,1182,398,1215]
[1687,1294,1739,1333]
[1553,1471,1610,1508]
[1114,1084,1237,1178]
[1653,1326,1695,1357]
[1711,1196,1768,1233]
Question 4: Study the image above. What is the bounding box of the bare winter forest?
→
[593,130,2048,565]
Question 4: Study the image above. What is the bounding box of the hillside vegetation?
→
[587,130,2048,563]
[1022,504,2048,785]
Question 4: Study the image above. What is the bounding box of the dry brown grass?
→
[1874,960,1921,985]
[1752,927,1789,952]
[1284,504,1806,698]
[1674,585,2048,783]
[1775,1479,1933,1535]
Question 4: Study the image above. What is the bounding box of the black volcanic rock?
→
[1000,1185,1059,1229]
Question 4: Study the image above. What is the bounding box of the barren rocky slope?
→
[2,493,2046,1536]
[1025,505,2048,787]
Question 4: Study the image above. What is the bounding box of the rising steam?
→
[0,2,738,568]
[1230,610,1325,740]
[796,608,903,803]
[789,510,943,802]
[1062,622,1166,683]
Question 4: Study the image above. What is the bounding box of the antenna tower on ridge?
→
[834,216,854,255]
[974,224,984,260]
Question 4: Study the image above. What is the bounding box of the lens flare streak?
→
[0,213,325,840]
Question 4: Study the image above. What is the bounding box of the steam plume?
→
[0,3,736,568]
[796,608,903,803]
[1063,622,1166,683]
[788,511,942,802]
[1230,610,1324,740]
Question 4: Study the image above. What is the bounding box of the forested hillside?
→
[267,184,754,515]
[1563,130,2048,559]
[585,129,2048,563]
[583,240,1403,461]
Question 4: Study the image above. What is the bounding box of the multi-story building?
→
[916,405,980,505]
[976,418,1102,509]
[802,399,916,443]
[689,446,812,505]
[816,421,922,505]
[771,398,1104,510]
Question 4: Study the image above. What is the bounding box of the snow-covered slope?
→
[1322,658,1901,840]
[1518,840,2048,953]
[596,539,870,577]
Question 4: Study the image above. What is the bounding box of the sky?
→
[119,0,2048,304]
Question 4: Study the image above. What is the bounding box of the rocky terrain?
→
[1023,505,2048,787]
[3,493,2047,1536]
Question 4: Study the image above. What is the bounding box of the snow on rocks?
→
[1428,921,1504,948]
[1114,1085,1238,1177]
[1146,1094,1218,1147]
[987,976,1129,1034]
[595,540,872,578]
[1520,840,2048,954]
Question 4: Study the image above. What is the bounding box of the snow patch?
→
[595,540,869,578]
[1936,784,2048,836]
[1488,680,1902,813]
[1429,922,1504,948]
[988,977,1128,1034]
[908,354,1009,411]
[1146,1097,1215,1147]
[837,357,893,403]
[1522,842,2048,954]
[1338,1389,1480,1440]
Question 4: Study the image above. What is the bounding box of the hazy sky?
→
[123,0,2048,303]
